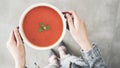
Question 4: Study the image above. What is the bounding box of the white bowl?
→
[19,3,66,50]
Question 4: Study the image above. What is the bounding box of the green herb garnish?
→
[38,23,50,32]
[38,28,43,32]
[40,23,44,27]
[46,26,50,30]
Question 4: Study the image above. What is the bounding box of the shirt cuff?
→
[80,42,101,61]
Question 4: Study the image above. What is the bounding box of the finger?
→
[14,27,22,45]
[16,26,24,43]
[7,30,16,47]
[68,10,80,29]
[66,13,74,31]
[68,10,78,19]
[8,30,16,44]
[9,30,15,42]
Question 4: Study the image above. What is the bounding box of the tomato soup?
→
[22,6,63,47]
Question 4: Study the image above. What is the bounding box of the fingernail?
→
[66,13,70,17]
[62,12,72,15]
[62,12,66,14]
[17,26,19,29]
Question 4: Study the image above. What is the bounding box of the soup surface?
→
[23,6,63,47]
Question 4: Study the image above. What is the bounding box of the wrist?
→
[78,40,92,52]
[15,58,25,68]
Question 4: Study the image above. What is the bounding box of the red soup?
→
[22,6,63,47]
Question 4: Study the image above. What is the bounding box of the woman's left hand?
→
[7,27,25,68]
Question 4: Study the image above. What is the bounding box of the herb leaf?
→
[40,23,44,27]
[38,28,43,32]
[46,26,50,30]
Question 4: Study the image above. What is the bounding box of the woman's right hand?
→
[65,11,92,52]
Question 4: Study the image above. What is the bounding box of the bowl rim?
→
[19,3,66,50]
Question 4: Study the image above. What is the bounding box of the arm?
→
[7,27,26,68]
[65,10,108,68]
[81,43,108,68]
